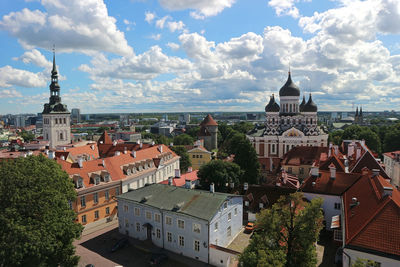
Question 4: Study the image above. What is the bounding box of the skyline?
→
[0,0,399,114]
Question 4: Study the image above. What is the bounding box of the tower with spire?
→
[247,70,328,175]
[42,49,71,149]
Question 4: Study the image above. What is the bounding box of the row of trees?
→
[330,123,400,154]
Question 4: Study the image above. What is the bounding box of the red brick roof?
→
[350,150,389,179]
[344,170,400,257]
[301,170,362,196]
[200,114,218,126]
[159,170,199,187]
[98,130,112,145]
[63,143,99,159]
[319,153,346,172]
[281,146,329,166]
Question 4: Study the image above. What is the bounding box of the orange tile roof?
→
[62,143,99,159]
[160,170,199,187]
[200,114,218,126]
[98,130,112,145]
[344,171,400,257]
[281,146,329,166]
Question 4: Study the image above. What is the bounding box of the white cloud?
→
[167,42,180,50]
[145,11,156,23]
[158,0,236,19]
[13,49,52,68]
[149,33,161,40]
[155,15,170,29]
[268,0,300,18]
[0,89,23,98]
[167,20,185,32]
[0,65,47,88]
[0,0,133,56]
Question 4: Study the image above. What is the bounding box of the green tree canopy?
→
[240,192,324,267]
[383,128,400,152]
[19,130,35,142]
[173,134,194,145]
[170,146,192,173]
[197,160,243,192]
[0,155,83,266]
[186,126,200,139]
[352,258,381,267]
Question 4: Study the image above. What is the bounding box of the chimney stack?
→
[311,166,319,177]
[210,183,215,193]
[113,140,117,146]
[244,182,248,191]
[185,179,191,189]
[115,151,121,156]
[383,186,393,198]
[158,145,163,153]
[102,159,106,167]
[140,143,143,149]
[131,150,136,158]
[48,151,55,159]
[372,169,380,177]
[329,164,336,180]
[356,148,361,160]
[124,147,127,154]
[60,155,65,160]
[78,158,83,168]
[168,177,173,186]
[188,167,192,173]
[175,169,181,178]
[63,147,67,152]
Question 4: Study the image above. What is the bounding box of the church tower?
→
[42,50,71,149]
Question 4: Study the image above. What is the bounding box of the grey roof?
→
[265,94,280,112]
[303,94,317,112]
[279,72,300,97]
[117,184,239,221]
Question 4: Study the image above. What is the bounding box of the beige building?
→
[383,150,400,187]
[187,145,212,170]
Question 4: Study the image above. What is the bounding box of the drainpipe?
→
[207,222,210,264]
[161,210,165,249]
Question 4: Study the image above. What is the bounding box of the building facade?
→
[42,52,71,148]
[247,72,328,175]
[187,145,212,170]
[117,184,243,264]
[383,151,400,187]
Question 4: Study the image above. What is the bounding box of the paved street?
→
[75,224,209,267]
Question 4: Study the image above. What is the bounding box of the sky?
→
[0,0,399,114]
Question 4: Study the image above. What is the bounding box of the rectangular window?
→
[105,190,109,200]
[94,210,99,219]
[333,229,342,241]
[136,222,140,232]
[299,167,304,174]
[81,196,86,207]
[334,203,341,210]
[146,211,152,220]
[124,205,128,213]
[167,232,172,242]
[228,212,231,221]
[63,118,66,124]
[227,226,231,237]
[272,144,276,153]
[106,207,110,215]
[192,155,195,158]
[166,216,172,225]
[178,219,185,229]
[234,208,238,215]
[224,202,227,209]
[93,193,98,204]
[134,207,140,216]
[193,223,201,234]
[194,240,200,252]
[156,228,161,239]
[214,222,218,231]
[115,187,120,195]
[82,215,86,224]
[155,213,161,223]
[179,236,184,247]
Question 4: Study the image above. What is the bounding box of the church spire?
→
[49,47,61,105]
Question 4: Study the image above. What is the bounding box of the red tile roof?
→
[281,146,329,166]
[319,153,346,173]
[160,170,199,187]
[383,150,400,160]
[343,170,400,257]
[62,143,99,159]
[301,170,362,196]
[200,114,218,126]
[98,130,112,145]
[350,150,389,179]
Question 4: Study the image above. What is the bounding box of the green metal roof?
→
[117,184,239,221]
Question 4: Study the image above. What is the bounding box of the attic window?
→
[103,173,110,182]
[76,178,83,189]
[94,176,100,185]
[126,168,132,175]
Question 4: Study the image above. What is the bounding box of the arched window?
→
[63,118,66,124]
[60,132,63,140]
[55,118,58,124]
[289,104,292,113]
[310,118,313,124]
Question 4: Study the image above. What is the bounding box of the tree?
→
[19,130,35,142]
[0,155,83,266]
[227,132,260,184]
[352,258,381,267]
[232,121,254,134]
[96,126,110,133]
[186,126,200,139]
[240,192,324,267]
[198,160,243,192]
[170,146,191,173]
[383,128,400,152]
[155,135,173,145]
[173,134,194,145]
[329,130,343,145]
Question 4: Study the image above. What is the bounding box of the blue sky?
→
[0,0,399,114]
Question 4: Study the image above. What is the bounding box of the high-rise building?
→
[71,108,80,124]
[42,51,71,148]
[247,72,328,176]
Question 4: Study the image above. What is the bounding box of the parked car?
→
[149,253,168,265]
[245,222,256,233]
[110,237,129,252]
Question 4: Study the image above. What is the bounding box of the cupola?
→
[279,72,300,97]
[265,94,280,112]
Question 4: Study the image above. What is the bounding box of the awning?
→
[331,215,340,229]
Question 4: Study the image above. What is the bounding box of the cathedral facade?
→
[247,72,328,174]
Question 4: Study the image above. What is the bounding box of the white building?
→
[247,72,328,175]
[117,183,243,264]
[383,151,400,187]
[42,52,71,149]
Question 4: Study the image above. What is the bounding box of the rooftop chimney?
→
[48,151,55,159]
[347,144,354,158]
[131,150,136,158]
[140,143,143,149]
[124,147,127,154]
[356,148,361,160]
[188,167,193,173]
[102,159,106,167]
[60,155,65,160]
[329,164,336,180]
[91,144,95,150]
[115,151,121,156]
[63,147,67,152]
[210,183,215,193]
[168,176,173,186]
[158,145,163,153]
[113,140,117,146]
[151,141,155,146]
[175,169,181,178]
[311,166,319,177]
[328,143,332,157]
[78,158,83,168]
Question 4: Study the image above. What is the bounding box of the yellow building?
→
[187,145,212,170]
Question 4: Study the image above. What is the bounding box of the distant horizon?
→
[1,0,399,114]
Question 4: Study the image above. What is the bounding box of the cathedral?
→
[42,51,71,148]
[247,72,328,174]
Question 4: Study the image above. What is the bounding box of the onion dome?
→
[299,95,306,112]
[279,72,300,97]
[265,94,280,112]
[303,94,318,112]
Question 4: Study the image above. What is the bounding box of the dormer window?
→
[76,178,83,189]
[126,168,132,175]
[103,173,110,182]
[95,176,100,185]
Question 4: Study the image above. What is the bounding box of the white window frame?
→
[193,223,201,234]
[194,240,200,252]
[228,212,231,221]
[82,215,86,223]
[166,216,172,225]
[227,226,231,237]
[333,229,342,241]
[179,235,184,247]
[136,222,141,232]
[134,207,140,216]
[177,219,185,229]
[146,211,152,220]
[81,196,86,207]
[156,228,161,239]
[106,207,110,215]
[234,208,238,215]
[155,213,161,223]
[214,222,218,231]
[93,192,98,204]
[124,205,129,213]
[94,210,99,219]
[167,232,172,242]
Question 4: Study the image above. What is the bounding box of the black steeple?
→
[355,106,359,117]
[303,93,317,112]
[299,95,306,112]
[360,106,363,116]
[279,71,300,97]
[49,48,61,105]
